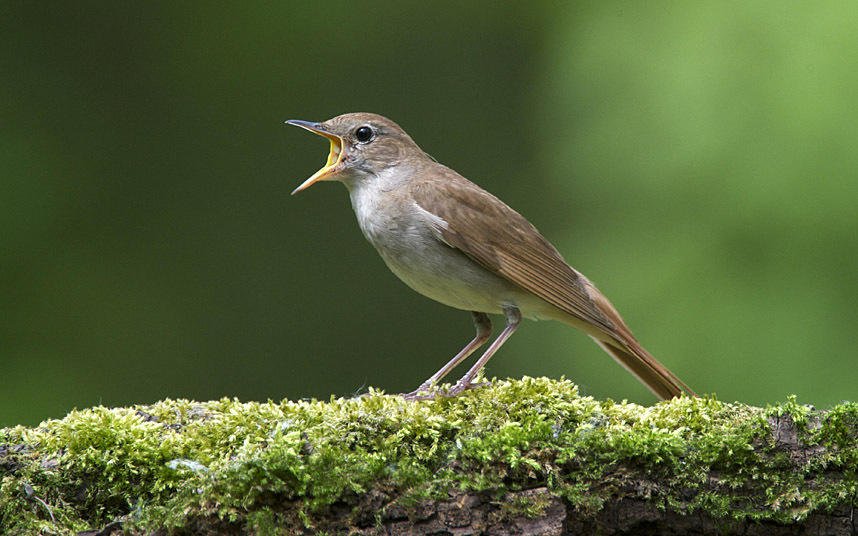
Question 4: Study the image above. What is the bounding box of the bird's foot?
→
[399,379,488,401]
[398,382,439,401]
[437,379,488,398]
[399,391,438,401]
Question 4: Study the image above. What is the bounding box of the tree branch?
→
[2,377,856,535]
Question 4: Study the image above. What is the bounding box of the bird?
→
[286,113,695,401]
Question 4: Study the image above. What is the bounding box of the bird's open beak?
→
[286,120,345,195]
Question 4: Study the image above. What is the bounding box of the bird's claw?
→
[399,380,488,401]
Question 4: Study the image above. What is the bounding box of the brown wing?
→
[411,169,617,335]
[411,169,696,400]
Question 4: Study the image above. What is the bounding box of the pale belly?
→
[374,237,563,322]
[379,244,512,314]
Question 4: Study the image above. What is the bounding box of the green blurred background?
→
[3,2,857,427]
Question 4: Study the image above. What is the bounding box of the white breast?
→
[345,172,556,319]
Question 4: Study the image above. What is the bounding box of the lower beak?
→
[286,120,344,195]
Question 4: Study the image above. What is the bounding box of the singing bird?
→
[287,113,695,401]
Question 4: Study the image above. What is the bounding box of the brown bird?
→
[287,113,695,400]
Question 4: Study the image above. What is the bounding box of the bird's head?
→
[287,112,427,194]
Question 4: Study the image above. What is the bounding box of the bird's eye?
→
[355,126,374,142]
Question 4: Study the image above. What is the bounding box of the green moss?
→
[501,490,553,519]
[2,377,857,534]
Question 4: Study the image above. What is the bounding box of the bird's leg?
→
[400,312,492,401]
[442,306,522,398]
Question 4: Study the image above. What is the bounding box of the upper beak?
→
[286,119,345,195]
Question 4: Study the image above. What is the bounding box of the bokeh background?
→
[3,2,857,427]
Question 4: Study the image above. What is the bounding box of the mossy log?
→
[2,377,857,535]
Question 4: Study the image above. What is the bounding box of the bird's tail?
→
[590,336,696,400]
[582,280,696,400]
